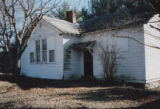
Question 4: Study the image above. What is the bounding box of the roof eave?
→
[60,32,81,36]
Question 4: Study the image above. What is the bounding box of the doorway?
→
[84,50,93,76]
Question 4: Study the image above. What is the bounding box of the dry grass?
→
[0,75,160,109]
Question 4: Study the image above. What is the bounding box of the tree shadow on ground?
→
[0,101,32,109]
[75,87,160,109]
[115,98,160,109]
[0,75,160,109]
[0,101,37,109]
[0,75,143,90]
[0,99,160,109]
[76,87,160,102]
[74,93,160,109]
[0,101,15,108]
[0,75,112,90]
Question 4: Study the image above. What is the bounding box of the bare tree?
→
[0,0,59,73]
[145,0,160,32]
[98,41,118,82]
[147,0,160,13]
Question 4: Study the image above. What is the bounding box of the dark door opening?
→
[84,50,93,76]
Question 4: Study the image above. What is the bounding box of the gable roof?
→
[42,16,80,35]
[42,6,155,35]
[79,6,155,33]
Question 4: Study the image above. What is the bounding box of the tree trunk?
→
[7,51,21,75]
[16,57,21,75]
[8,52,15,73]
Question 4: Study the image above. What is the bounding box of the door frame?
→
[83,50,93,77]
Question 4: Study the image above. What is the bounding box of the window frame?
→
[49,49,55,63]
[30,52,34,63]
[42,39,47,63]
[35,40,41,63]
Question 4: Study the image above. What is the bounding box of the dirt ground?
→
[0,75,160,109]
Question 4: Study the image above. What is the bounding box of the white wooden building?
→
[20,6,160,88]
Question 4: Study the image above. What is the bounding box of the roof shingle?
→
[42,6,155,35]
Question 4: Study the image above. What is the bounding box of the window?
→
[30,52,34,63]
[42,39,47,62]
[36,40,40,62]
[64,50,72,70]
[49,50,55,62]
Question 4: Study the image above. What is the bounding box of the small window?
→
[42,39,47,62]
[36,40,40,62]
[30,52,34,63]
[64,50,72,71]
[49,50,55,62]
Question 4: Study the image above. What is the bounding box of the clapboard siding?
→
[20,14,160,86]
[62,35,83,80]
[144,14,160,83]
[20,20,63,79]
[81,26,146,83]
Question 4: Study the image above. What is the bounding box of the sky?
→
[61,0,89,10]
[5,0,90,31]
[0,0,90,51]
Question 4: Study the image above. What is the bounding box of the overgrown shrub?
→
[68,73,79,80]
[98,42,118,83]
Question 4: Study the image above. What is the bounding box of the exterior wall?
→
[144,14,160,85]
[20,14,160,84]
[20,20,64,79]
[81,26,146,83]
[63,35,84,80]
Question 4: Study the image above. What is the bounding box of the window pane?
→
[42,39,47,62]
[64,50,72,70]
[42,39,47,50]
[36,40,40,52]
[36,40,40,62]
[30,52,34,63]
[49,50,55,62]
[42,51,47,62]
[36,54,40,62]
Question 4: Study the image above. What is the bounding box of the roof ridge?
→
[43,16,78,26]
[42,16,80,35]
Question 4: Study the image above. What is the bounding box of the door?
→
[84,50,93,76]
